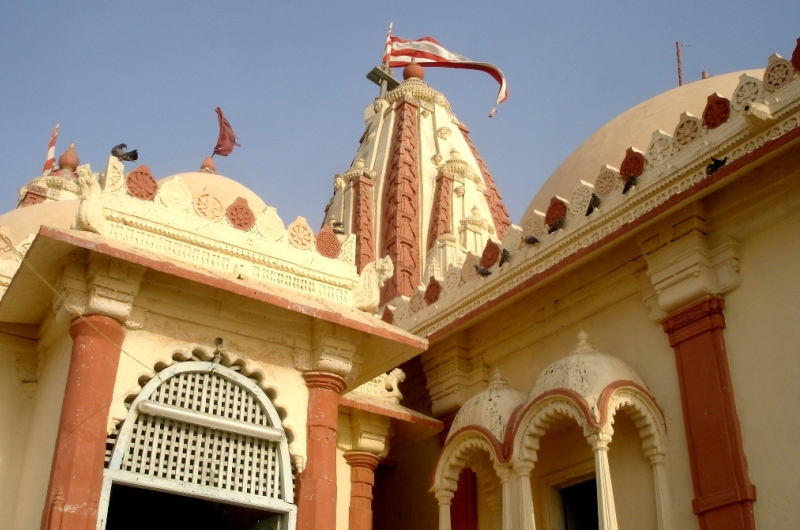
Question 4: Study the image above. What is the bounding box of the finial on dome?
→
[488,367,506,388]
[571,329,597,355]
[201,156,216,173]
[58,142,79,171]
[403,59,425,81]
[450,148,462,160]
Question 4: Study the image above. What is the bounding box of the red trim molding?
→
[662,296,757,530]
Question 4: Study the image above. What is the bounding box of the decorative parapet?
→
[388,42,800,337]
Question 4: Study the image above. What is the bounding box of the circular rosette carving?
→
[461,253,481,283]
[732,77,762,111]
[619,148,645,179]
[409,290,425,313]
[763,56,793,92]
[646,132,673,165]
[521,213,545,238]
[424,277,442,305]
[673,114,701,150]
[480,240,501,269]
[255,207,284,241]
[544,197,568,227]
[445,266,461,293]
[125,166,158,201]
[156,176,192,211]
[568,184,593,218]
[287,217,314,250]
[702,93,731,130]
[315,226,341,259]
[194,191,224,222]
[339,235,355,264]
[225,197,255,231]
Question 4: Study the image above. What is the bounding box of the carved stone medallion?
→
[125,166,158,201]
[673,114,702,150]
[594,169,621,198]
[480,240,501,269]
[619,148,645,179]
[287,217,314,250]
[255,206,284,241]
[225,197,255,231]
[461,253,480,283]
[763,55,793,92]
[156,176,192,211]
[409,290,425,313]
[569,184,594,218]
[544,197,568,227]
[424,277,442,305]
[732,76,762,111]
[339,234,355,264]
[194,190,224,222]
[437,127,452,140]
[445,265,461,293]
[647,132,673,165]
[702,93,731,130]
[315,226,342,259]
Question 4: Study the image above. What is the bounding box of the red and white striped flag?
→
[43,122,60,174]
[383,35,508,117]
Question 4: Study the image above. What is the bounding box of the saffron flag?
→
[213,107,240,157]
[43,122,60,174]
[383,36,508,117]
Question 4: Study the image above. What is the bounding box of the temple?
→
[2,37,800,530]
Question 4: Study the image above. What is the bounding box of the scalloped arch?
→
[605,385,668,456]
[432,429,508,492]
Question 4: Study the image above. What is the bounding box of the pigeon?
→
[706,157,727,176]
[499,248,512,267]
[111,143,138,162]
[524,235,540,245]
[332,221,345,235]
[548,216,565,234]
[622,173,637,195]
[586,193,601,216]
[474,264,492,277]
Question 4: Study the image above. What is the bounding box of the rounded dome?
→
[446,368,525,443]
[528,331,645,413]
[159,172,268,214]
[521,69,764,224]
[0,200,80,243]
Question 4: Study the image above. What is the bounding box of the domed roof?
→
[159,172,267,214]
[528,331,645,416]
[0,200,80,243]
[521,69,764,223]
[447,368,525,443]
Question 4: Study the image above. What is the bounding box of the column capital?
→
[513,461,534,477]
[588,431,613,450]
[434,489,454,503]
[343,451,381,470]
[302,370,347,394]
[662,296,725,346]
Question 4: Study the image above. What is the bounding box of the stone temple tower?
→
[322,64,511,308]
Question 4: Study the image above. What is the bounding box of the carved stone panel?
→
[702,93,731,130]
[125,166,158,201]
[763,54,793,92]
[225,197,255,231]
[646,131,673,166]
[288,216,314,250]
[480,240,501,269]
[619,147,645,179]
[255,206,284,241]
[194,189,224,221]
[315,226,342,259]
[544,197,568,227]
[156,176,192,211]
[425,276,442,305]
[568,181,595,218]
[673,113,702,151]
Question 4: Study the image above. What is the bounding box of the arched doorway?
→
[98,361,296,530]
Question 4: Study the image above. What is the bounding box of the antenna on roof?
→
[676,42,690,87]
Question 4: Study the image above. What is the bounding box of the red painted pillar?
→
[662,296,757,530]
[40,315,126,530]
[296,371,347,530]
[343,452,380,530]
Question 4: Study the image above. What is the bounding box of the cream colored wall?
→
[0,340,34,530]
[336,447,352,530]
[722,208,800,528]
[11,332,72,530]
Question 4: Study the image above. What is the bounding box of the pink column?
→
[40,315,126,530]
[343,451,381,530]
[296,371,347,530]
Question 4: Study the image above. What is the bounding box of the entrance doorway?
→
[560,479,598,530]
[105,484,281,530]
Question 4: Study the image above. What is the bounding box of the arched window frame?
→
[97,361,296,530]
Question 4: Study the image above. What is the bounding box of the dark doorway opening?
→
[561,479,598,530]
[105,484,281,530]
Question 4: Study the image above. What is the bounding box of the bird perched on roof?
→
[111,144,138,162]
[548,216,565,234]
[586,193,601,216]
[706,157,727,176]
[499,248,512,267]
[623,173,637,195]
[524,235,540,245]
[474,264,492,277]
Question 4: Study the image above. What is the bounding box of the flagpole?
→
[43,122,60,175]
[380,21,393,96]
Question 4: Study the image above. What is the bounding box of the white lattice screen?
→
[100,362,296,530]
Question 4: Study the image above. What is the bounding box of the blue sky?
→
[1,1,798,226]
